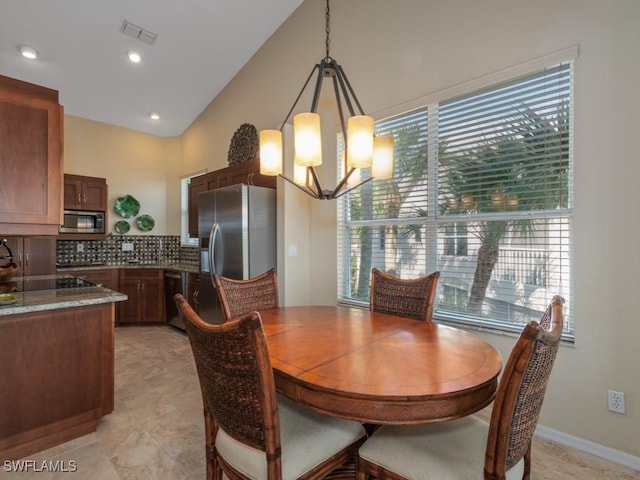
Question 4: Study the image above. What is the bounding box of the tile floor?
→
[2,325,639,480]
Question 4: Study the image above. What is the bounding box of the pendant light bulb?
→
[293,164,309,186]
[294,113,323,167]
[347,116,374,169]
[259,130,283,176]
[372,136,394,179]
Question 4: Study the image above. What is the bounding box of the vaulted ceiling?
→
[0,0,303,137]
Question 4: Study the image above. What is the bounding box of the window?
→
[180,174,200,246]
[443,223,468,257]
[338,60,573,338]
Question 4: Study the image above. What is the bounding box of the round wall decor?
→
[114,194,140,218]
[227,123,259,166]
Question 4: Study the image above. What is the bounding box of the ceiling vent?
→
[120,20,157,45]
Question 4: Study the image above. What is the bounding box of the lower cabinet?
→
[64,268,119,291]
[0,303,115,460]
[118,269,165,324]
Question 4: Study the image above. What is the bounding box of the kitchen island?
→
[0,275,127,460]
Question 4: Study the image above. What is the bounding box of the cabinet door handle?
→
[77,194,82,205]
[82,194,87,205]
[24,253,29,267]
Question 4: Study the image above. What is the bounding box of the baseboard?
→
[535,424,640,471]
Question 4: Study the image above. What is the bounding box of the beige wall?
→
[179,0,640,461]
[64,115,182,235]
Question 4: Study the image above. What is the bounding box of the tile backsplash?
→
[57,235,199,268]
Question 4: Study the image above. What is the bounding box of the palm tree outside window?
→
[337,61,573,339]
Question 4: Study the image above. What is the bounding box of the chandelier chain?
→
[325,0,331,59]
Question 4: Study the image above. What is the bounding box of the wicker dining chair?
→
[213,268,279,321]
[174,294,366,480]
[357,295,565,480]
[370,268,440,321]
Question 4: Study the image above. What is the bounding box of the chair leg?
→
[356,456,368,480]
[523,443,532,480]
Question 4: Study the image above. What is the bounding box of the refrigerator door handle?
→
[209,223,220,274]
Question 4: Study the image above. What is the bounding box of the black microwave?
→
[59,210,105,234]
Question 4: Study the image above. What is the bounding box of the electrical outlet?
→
[608,390,626,414]
[122,242,134,252]
[76,242,84,253]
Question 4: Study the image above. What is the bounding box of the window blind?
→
[338,62,573,338]
[337,108,429,301]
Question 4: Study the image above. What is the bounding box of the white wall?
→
[64,115,182,235]
[180,0,640,459]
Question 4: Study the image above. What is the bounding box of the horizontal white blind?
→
[338,61,573,338]
[338,108,429,302]
[346,107,429,221]
[438,64,571,215]
[435,64,572,333]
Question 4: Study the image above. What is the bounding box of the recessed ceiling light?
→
[127,51,141,63]
[149,112,160,120]
[17,45,38,60]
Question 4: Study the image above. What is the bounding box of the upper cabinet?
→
[64,174,107,211]
[188,159,276,237]
[1,236,57,276]
[0,75,63,236]
[59,174,108,240]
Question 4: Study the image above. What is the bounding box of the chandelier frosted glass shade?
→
[346,116,374,169]
[372,136,394,179]
[293,113,323,167]
[259,130,283,176]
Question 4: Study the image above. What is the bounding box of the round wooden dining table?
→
[258,306,502,425]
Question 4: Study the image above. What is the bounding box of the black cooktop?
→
[0,275,97,293]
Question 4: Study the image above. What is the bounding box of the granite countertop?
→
[0,274,128,316]
[56,263,200,274]
[0,287,127,316]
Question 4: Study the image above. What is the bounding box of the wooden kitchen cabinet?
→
[63,174,108,211]
[65,268,119,291]
[117,269,164,324]
[187,159,276,237]
[0,75,63,236]
[0,236,56,276]
[0,303,115,460]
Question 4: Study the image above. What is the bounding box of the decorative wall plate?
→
[114,220,130,234]
[227,123,258,166]
[114,194,141,218]
[136,214,155,232]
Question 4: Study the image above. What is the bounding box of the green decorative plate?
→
[114,194,141,218]
[136,214,155,232]
[114,220,130,234]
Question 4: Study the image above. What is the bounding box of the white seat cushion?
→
[216,395,366,480]
[358,416,524,480]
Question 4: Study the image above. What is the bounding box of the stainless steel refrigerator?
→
[198,184,276,324]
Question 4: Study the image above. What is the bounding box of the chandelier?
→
[259,0,394,200]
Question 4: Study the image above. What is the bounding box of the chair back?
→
[175,294,282,479]
[484,295,564,480]
[370,268,440,321]
[213,268,279,321]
